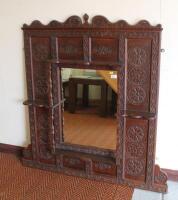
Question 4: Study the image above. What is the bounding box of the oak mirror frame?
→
[22,14,168,193]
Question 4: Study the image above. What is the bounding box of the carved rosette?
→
[128,68,146,85]
[127,126,144,142]
[126,159,144,176]
[127,143,145,157]
[128,47,147,67]
[33,44,49,61]
[127,86,146,105]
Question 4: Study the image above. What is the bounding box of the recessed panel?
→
[31,37,51,101]
[124,118,148,182]
[126,38,152,112]
[91,38,118,62]
[58,37,83,60]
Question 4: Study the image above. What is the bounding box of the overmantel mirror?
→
[22,14,168,192]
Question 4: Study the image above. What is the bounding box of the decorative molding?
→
[22,14,162,29]
[0,143,23,156]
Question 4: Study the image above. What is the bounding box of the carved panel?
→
[91,38,118,62]
[126,38,152,112]
[126,159,144,176]
[35,107,54,161]
[127,125,145,143]
[124,118,148,182]
[63,155,86,170]
[32,44,49,61]
[127,86,146,105]
[93,161,116,176]
[128,47,147,67]
[128,68,147,85]
[58,37,83,60]
[127,143,145,157]
[31,37,50,101]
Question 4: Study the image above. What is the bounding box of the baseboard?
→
[0,142,177,181]
[0,143,23,157]
[162,168,178,182]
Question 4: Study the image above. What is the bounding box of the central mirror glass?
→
[61,68,118,150]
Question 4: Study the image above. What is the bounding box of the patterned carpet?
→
[0,153,133,200]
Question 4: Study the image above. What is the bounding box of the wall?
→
[0,0,177,170]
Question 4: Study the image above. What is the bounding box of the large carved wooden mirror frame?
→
[22,14,167,192]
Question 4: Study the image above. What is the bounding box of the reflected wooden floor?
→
[63,112,117,150]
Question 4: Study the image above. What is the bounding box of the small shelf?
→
[46,59,121,70]
[120,110,156,120]
[23,99,65,108]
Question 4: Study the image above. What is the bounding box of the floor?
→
[64,111,117,149]
[0,153,133,200]
[132,181,178,200]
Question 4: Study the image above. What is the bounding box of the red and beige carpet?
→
[0,153,133,200]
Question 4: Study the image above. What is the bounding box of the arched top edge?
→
[22,14,162,29]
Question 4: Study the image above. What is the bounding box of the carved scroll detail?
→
[154,165,168,185]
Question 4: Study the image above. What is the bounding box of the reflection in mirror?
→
[61,68,118,150]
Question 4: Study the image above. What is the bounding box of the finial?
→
[83,14,89,24]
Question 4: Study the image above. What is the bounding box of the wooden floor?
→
[0,153,133,200]
[63,111,117,150]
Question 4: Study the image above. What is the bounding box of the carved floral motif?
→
[128,68,146,85]
[128,47,147,67]
[33,44,49,61]
[126,159,144,176]
[127,86,146,105]
[127,125,144,143]
[127,143,145,157]
[35,77,49,97]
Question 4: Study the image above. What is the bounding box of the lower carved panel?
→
[124,118,148,182]
[92,161,117,176]
[22,154,167,193]
[63,155,86,171]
